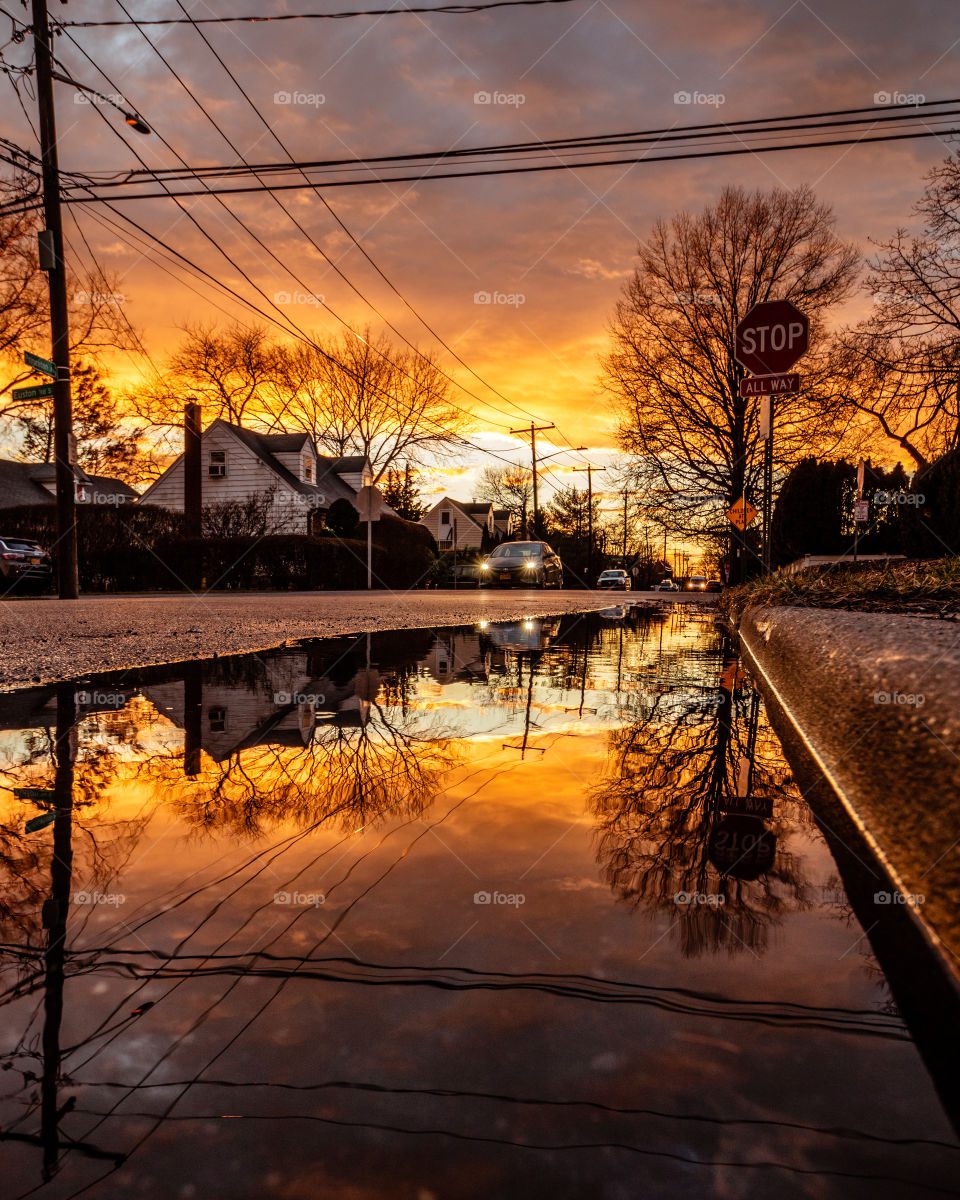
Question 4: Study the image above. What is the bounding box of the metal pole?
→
[32,0,78,598]
[367,517,372,589]
[762,397,774,573]
[453,518,457,589]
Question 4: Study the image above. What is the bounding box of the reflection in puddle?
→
[0,608,958,1198]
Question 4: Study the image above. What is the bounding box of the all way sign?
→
[739,372,800,397]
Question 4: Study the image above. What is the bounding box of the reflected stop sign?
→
[734,300,809,376]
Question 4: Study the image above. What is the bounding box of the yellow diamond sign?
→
[726,497,757,530]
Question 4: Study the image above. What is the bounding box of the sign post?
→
[357,486,381,590]
[735,300,810,574]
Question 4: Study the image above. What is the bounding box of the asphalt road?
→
[0,588,716,690]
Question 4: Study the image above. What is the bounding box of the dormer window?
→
[209,450,227,477]
[303,457,313,482]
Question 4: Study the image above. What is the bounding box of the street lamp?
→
[50,73,152,135]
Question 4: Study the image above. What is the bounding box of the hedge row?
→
[1,505,436,591]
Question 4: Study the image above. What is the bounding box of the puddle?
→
[0,607,957,1198]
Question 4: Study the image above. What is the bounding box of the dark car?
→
[478,541,563,588]
[0,536,53,595]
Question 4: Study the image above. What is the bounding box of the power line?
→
[162,0,560,432]
[53,0,585,28]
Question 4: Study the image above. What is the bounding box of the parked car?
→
[596,568,629,591]
[478,541,563,588]
[655,578,678,592]
[0,536,53,595]
[706,579,723,592]
[686,575,708,591]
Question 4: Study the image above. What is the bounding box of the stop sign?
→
[735,300,809,376]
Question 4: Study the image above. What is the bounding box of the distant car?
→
[706,579,723,592]
[686,575,708,591]
[656,578,678,592]
[0,536,52,595]
[596,569,629,591]
[478,541,563,588]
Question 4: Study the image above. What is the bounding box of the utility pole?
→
[570,464,605,587]
[510,423,554,538]
[32,0,78,598]
[621,488,629,562]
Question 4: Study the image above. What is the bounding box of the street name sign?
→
[726,497,757,530]
[12,383,55,403]
[735,300,810,375]
[24,351,57,378]
[739,372,800,397]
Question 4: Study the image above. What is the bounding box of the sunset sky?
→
[2,0,957,507]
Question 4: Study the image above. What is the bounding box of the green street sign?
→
[25,812,56,835]
[24,351,56,378]
[13,787,56,806]
[11,383,55,402]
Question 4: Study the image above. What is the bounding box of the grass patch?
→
[719,559,960,625]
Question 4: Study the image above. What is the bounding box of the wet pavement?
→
[0,605,957,1198]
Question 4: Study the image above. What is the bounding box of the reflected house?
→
[143,653,380,763]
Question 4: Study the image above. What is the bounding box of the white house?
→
[419,498,497,551]
[139,419,386,534]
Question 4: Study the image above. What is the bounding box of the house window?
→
[209,450,226,477]
[440,510,450,525]
[303,457,313,482]
[208,706,226,732]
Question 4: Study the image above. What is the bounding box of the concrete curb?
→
[739,603,960,986]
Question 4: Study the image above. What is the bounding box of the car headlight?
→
[524,560,537,569]
[480,562,490,571]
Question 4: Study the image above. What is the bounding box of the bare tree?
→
[270,328,469,482]
[833,154,960,469]
[129,322,285,430]
[603,186,859,554]
[0,175,139,418]
[475,462,532,529]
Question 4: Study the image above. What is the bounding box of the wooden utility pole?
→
[510,423,555,537]
[184,401,202,538]
[32,0,78,598]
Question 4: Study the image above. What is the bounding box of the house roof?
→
[0,459,137,508]
[462,502,493,516]
[86,474,139,501]
[213,421,333,501]
[258,432,313,453]
[327,455,368,473]
[492,508,512,521]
